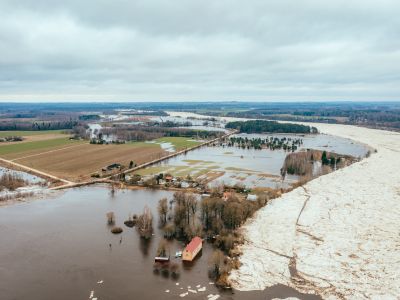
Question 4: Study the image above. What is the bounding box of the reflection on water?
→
[0,186,320,300]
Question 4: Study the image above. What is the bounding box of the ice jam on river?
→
[229,123,400,299]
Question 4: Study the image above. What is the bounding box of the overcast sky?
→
[0,0,399,102]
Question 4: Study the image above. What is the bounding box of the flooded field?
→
[137,133,369,189]
[0,186,319,300]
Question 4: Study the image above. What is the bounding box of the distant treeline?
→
[225,120,317,134]
[155,120,193,127]
[0,120,78,131]
[78,114,100,121]
[224,106,400,130]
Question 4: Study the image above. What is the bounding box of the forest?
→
[225,120,317,134]
[0,120,78,131]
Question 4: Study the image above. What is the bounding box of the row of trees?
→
[100,125,223,142]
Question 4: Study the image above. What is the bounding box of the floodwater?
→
[0,166,45,185]
[0,186,320,300]
[142,133,369,189]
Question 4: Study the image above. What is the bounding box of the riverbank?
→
[229,123,400,299]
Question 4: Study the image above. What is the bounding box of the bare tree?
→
[156,239,168,257]
[157,197,168,225]
[137,205,153,239]
[208,249,225,279]
[106,211,115,225]
[187,194,197,225]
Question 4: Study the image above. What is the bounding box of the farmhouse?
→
[182,236,202,262]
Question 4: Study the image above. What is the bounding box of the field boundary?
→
[11,143,87,161]
[0,157,73,185]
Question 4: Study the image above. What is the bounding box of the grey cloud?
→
[0,0,399,101]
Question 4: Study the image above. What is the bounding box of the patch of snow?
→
[198,287,206,292]
[179,292,188,297]
[230,123,400,299]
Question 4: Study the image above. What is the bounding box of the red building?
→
[182,236,202,261]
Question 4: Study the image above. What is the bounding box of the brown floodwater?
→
[0,186,321,300]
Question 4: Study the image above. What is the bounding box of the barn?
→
[182,236,202,261]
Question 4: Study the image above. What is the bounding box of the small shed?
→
[182,236,202,261]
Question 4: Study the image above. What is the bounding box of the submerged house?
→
[182,236,202,261]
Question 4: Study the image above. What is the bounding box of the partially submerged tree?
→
[163,223,176,239]
[137,205,153,239]
[106,211,115,225]
[208,249,225,279]
[156,239,168,257]
[157,197,168,226]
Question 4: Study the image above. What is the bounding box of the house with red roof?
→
[182,236,202,261]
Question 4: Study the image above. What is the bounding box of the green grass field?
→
[0,138,82,156]
[155,137,201,150]
[0,130,66,137]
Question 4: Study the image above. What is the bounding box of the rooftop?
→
[185,236,202,253]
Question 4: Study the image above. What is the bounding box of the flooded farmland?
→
[137,133,369,189]
[0,186,320,300]
[0,111,373,300]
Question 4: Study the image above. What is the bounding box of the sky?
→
[0,0,399,102]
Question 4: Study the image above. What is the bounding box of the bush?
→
[124,220,135,227]
[111,227,123,234]
[0,173,27,191]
